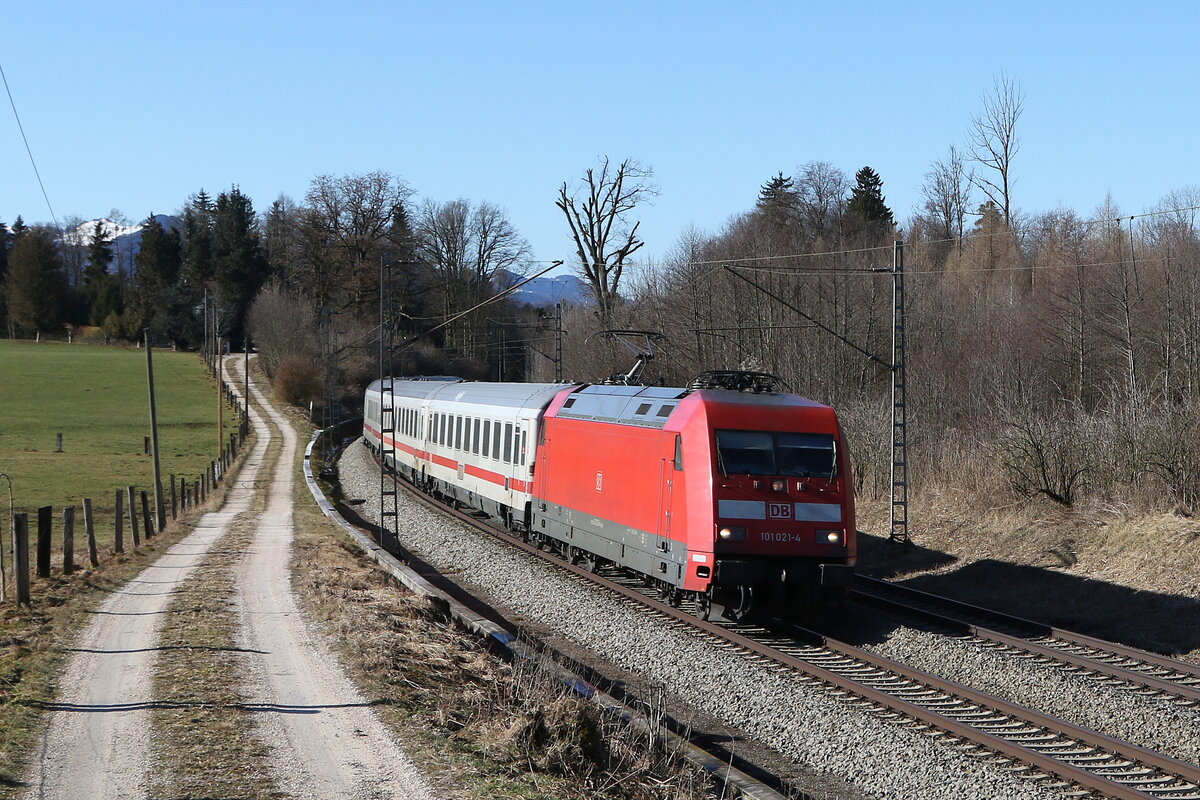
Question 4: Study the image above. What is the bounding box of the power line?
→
[0,61,57,227]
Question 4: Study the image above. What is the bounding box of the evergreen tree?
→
[845,166,894,228]
[0,220,10,334]
[85,221,114,284]
[182,190,215,290]
[756,172,796,212]
[213,187,269,344]
[6,227,68,335]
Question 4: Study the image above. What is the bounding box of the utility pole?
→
[888,241,910,546]
[145,330,166,532]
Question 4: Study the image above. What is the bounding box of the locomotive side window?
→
[453,416,461,450]
[492,422,501,459]
[482,420,491,457]
[503,423,513,464]
[674,434,683,470]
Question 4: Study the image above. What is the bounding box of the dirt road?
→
[22,356,432,800]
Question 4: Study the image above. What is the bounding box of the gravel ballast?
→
[868,624,1200,765]
[336,442,1074,800]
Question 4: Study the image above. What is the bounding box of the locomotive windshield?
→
[716,430,835,478]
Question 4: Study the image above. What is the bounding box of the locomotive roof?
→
[552,384,831,429]
[553,384,690,429]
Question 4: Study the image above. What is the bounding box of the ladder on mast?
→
[889,241,910,545]
[378,258,400,554]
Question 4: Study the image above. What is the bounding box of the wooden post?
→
[140,492,152,541]
[170,473,177,520]
[199,475,206,504]
[55,432,63,452]
[145,330,166,532]
[14,513,29,606]
[180,476,187,512]
[114,489,124,553]
[127,486,140,547]
[62,506,75,575]
[36,506,51,578]
[83,498,99,567]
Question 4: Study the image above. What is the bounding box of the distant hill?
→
[496,268,592,308]
[65,215,182,274]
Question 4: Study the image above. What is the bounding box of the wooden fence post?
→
[83,498,99,568]
[14,513,29,605]
[140,492,152,541]
[170,474,177,519]
[36,506,52,578]
[127,486,140,547]
[114,489,124,553]
[62,506,75,575]
[180,476,187,512]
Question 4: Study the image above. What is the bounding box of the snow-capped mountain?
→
[496,268,592,308]
[66,214,182,273]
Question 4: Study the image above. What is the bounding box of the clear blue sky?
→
[3,2,1197,272]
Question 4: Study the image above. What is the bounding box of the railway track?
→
[377,465,1200,799]
[850,575,1200,707]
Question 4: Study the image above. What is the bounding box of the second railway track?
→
[345,443,1200,799]
[850,575,1200,707]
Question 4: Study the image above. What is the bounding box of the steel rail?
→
[384,467,1200,799]
[853,575,1200,701]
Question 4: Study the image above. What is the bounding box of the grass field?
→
[0,339,227,538]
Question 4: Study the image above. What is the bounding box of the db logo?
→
[767,503,792,520]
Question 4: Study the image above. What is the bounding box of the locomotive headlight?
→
[817,528,843,545]
[718,526,746,541]
[771,478,785,492]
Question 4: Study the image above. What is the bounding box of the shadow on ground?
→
[854,530,1200,657]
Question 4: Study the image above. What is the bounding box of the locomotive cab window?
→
[776,433,836,478]
[715,430,835,478]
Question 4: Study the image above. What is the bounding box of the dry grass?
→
[858,490,1200,660]
[288,460,713,799]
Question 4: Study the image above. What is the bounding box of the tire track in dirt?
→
[21,358,272,800]
[227,357,433,800]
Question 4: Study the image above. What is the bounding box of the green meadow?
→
[0,340,225,534]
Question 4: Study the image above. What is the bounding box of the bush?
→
[274,354,322,407]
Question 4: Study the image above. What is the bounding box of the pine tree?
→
[846,166,894,226]
[182,191,215,289]
[6,227,67,335]
[213,187,269,344]
[757,172,796,211]
[85,222,114,284]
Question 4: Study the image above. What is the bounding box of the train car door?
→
[657,458,674,558]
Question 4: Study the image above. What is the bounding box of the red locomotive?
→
[364,369,855,620]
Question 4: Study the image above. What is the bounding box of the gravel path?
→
[21,360,272,799]
[339,441,1064,800]
[21,360,434,800]
[229,359,433,800]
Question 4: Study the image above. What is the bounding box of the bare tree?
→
[795,161,848,240]
[415,198,531,359]
[302,171,413,314]
[556,157,657,324]
[969,76,1024,229]
[921,145,973,245]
